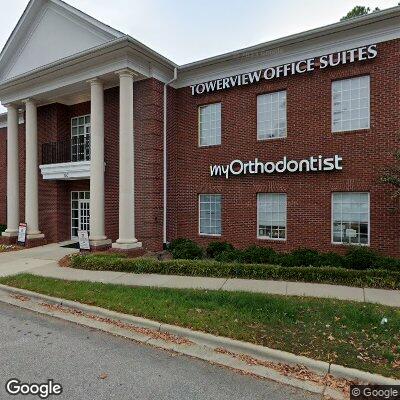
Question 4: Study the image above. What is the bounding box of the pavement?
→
[0,301,319,400]
[0,243,400,307]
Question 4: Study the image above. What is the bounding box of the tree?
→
[341,6,380,21]
[381,149,400,205]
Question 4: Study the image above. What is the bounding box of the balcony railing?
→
[41,137,91,165]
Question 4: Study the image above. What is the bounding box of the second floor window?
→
[332,75,370,133]
[199,103,221,146]
[71,115,91,162]
[257,90,287,140]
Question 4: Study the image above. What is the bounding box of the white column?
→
[113,69,142,249]
[24,99,44,239]
[2,105,19,237]
[88,78,110,247]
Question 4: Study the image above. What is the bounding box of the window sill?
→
[331,241,370,247]
[198,144,222,149]
[257,136,287,142]
[331,128,370,135]
[199,234,222,238]
[257,236,286,242]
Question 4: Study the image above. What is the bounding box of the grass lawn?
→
[1,273,400,378]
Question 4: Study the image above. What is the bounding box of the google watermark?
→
[5,379,63,399]
[351,385,400,400]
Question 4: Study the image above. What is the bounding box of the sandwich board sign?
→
[77,230,90,251]
[17,223,27,246]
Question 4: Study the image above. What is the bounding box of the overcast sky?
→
[0,0,397,111]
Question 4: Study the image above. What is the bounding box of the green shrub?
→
[344,247,379,270]
[0,224,6,234]
[280,248,321,267]
[374,256,400,271]
[170,239,203,260]
[69,254,400,289]
[206,241,234,258]
[169,238,194,251]
[319,252,346,268]
[242,246,278,264]
[215,249,244,263]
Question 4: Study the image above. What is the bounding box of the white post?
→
[88,78,110,247]
[113,69,142,249]
[2,104,19,237]
[24,99,44,239]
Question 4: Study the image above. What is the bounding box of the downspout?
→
[163,67,178,249]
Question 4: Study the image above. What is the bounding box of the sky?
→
[0,0,397,111]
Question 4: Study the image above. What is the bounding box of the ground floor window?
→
[257,193,287,240]
[199,194,222,236]
[71,191,90,239]
[332,192,370,245]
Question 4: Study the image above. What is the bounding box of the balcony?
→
[39,138,91,180]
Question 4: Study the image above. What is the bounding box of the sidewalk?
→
[1,243,399,307]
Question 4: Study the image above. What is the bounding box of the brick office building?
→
[0,0,399,257]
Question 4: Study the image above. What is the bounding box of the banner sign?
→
[210,155,343,179]
[191,45,377,95]
[78,230,90,251]
[17,223,27,245]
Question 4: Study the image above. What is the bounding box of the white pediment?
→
[0,0,124,81]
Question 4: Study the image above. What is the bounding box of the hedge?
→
[0,224,6,234]
[70,254,400,289]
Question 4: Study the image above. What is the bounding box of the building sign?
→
[78,230,90,251]
[210,155,343,179]
[17,223,27,245]
[191,45,377,95]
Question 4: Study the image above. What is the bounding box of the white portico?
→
[0,0,176,249]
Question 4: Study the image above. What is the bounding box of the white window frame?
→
[257,193,287,241]
[198,103,221,147]
[331,192,370,246]
[198,194,222,236]
[71,114,91,162]
[257,90,287,140]
[331,75,370,133]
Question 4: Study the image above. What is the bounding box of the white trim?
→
[39,160,90,180]
[330,192,370,246]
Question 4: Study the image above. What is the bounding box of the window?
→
[257,90,287,140]
[199,194,221,235]
[257,193,287,240]
[71,115,91,162]
[332,192,370,245]
[199,103,221,146]
[332,76,370,132]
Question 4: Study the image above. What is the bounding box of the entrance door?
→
[71,191,90,239]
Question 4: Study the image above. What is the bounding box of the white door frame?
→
[71,191,90,239]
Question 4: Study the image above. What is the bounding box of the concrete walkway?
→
[0,243,78,277]
[1,243,399,307]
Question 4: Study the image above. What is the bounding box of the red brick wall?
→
[169,39,400,257]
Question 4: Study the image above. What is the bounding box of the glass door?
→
[71,191,90,239]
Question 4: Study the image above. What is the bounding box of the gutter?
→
[163,67,178,249]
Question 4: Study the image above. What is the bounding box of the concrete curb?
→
[0,283,398,389]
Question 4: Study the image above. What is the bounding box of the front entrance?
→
[71,191,90,239]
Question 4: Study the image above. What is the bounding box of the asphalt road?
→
[0,302,320,400]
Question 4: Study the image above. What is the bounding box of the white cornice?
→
[174,13,400,88]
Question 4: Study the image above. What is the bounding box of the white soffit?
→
[0,0,124,81]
